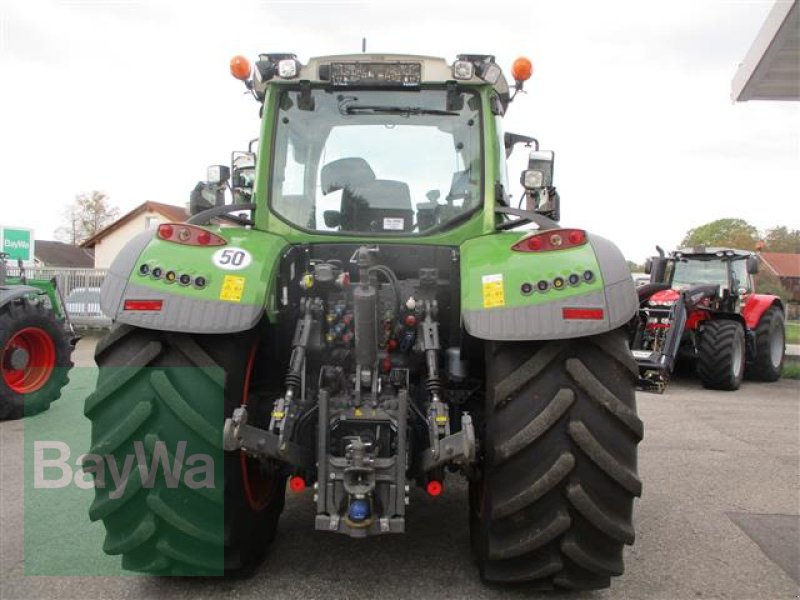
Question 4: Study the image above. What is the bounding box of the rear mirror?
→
[746,255,759,275]
[207,164,230,185]
[323,210,342,228]
[521,150,554,190]
[231,151,256,203]
[189,181,225,215]
[644,257,653,275]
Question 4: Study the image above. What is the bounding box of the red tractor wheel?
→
[0,298,73,420]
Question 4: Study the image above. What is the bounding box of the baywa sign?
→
[0,226,35,264]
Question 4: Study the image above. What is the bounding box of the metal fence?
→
[7,266,111,328]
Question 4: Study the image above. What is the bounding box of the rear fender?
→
[0,285,45,308]
[100,228,289,334]
[741,294,783,329]
[460,231,637,341]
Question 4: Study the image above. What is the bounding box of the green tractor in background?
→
[88,52,642,590]
[0,254,75,419]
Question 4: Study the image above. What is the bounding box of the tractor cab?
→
[650,247,757,290]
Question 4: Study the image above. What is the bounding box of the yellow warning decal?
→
[482,273,505,308]
[220,275,245,302]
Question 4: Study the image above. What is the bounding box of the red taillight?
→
[289,476,306,493]
[123,299,163,311]
[426,480,443,497]
[157,223,226,246]
[512,228,588,252]
[562,307,604,320]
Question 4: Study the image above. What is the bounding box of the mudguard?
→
[742,294,783,329]
[460,231,636,341]
[100,228,289,334]
[0,285,44,307]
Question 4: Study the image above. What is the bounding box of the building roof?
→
[732,0,800,101]
[760,252,800,277]
[80,201,188,249]
[34,240,95,268]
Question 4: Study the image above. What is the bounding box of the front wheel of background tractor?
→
[471,329,642,590]
[746,306,785,382]
[87,325,286,576]
[697,320,745,391]
[0,298,73,420]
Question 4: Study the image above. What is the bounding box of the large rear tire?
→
[87,325,285,575]
[697,320,745,391]
[0,298,72,420]
[471,329,642,590]
[746,306,785,382]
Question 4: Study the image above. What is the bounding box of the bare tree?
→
[56,191,120,245]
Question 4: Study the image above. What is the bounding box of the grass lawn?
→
[786,320,800,345]
[782,362,800,380]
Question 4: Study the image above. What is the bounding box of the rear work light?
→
[123,299,163,311]
[157,223,226,247]
[511,229,587,252]
[562,307,604,320]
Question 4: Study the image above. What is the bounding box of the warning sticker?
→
[220,275,245,302]
[481,273,505,308]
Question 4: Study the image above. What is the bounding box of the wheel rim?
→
[769,324,784,368]
[2,327,56,394]
[240,342,277,512]
[732,334,744,379]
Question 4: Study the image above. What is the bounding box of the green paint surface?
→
[460,232,604,311]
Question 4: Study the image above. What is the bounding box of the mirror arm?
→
[187,203,257,226]
[495,205,559,231]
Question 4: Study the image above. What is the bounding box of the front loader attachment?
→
[630,287,687,393]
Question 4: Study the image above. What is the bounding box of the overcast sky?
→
[1,0,798,262]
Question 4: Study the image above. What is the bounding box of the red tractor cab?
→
[630,247,785,392]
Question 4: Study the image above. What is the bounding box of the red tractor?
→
[630,247,785,392]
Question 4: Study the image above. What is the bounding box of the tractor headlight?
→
[521,169,544,189]
[278,59,298,79]
[452,60,474,80]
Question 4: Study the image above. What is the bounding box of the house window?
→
[145,216,159,229]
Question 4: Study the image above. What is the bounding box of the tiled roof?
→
[34,240,95,268]
[760,252,800,278]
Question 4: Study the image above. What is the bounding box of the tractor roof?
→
[243,52,524,106]
[673,247,753,258]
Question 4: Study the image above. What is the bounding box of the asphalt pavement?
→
[1,334,798,600]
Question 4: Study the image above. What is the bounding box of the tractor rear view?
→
[86,52,642,590]
[630,247,785,391]
[0,254,75,419]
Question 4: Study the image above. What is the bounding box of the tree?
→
[626,260,644,273]
[681,218,758,250]
[56,191,120,245]
[762,226,800,253]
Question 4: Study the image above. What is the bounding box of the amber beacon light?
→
[511,56,533,83]
[230,55,251,81]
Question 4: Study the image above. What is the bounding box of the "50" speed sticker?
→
[212,247,252,271]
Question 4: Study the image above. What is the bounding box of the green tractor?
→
[88,52,642,589]
[0,254,75,419]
